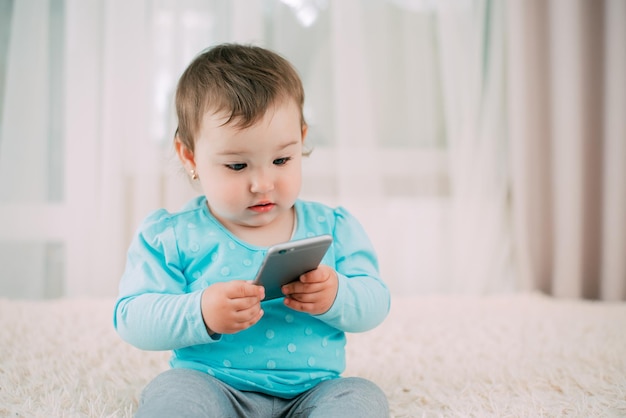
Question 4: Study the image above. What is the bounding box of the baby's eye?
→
[273,157,291,166]
[226,163,247,171]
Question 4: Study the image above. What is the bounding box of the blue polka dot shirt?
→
[114,196,390,398]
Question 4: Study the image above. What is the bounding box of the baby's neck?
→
[226,206,296,247]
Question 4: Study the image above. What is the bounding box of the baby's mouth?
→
[249,202,275,212]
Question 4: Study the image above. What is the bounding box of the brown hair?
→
[175,43,306,152]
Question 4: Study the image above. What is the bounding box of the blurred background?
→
[0,0,624,300]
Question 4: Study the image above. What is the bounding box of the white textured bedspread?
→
[1,293,625,417]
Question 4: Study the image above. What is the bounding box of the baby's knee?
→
[345,377,389,410]
[311,377,389,417]
[136,368,227,417]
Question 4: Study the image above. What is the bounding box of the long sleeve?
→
[113,210,215,351]
[315,207,391,333]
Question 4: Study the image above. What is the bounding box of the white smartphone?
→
[253,235,333,300]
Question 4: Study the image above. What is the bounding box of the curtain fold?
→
[437,0,513,293]
[508,0,626,301]
[601,0,626,301]
[0,1,14,131]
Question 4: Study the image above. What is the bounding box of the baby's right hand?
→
[200,281,265,335]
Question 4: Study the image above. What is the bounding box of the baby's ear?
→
[175,137,195,168]
[301,125,314,157]
[301,124,308,142]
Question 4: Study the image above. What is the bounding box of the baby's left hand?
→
[282,265,338,315]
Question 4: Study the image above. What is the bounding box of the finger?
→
[226,281,265,299]
[223,308,264,334]
[283,280,325,296]
[228,297,261,314]
[299,269,327,284]
[240,308,264,328]
[284,297,317,313]
[233,305,263,322]
[286,289,325,304]
[233,305,264,324]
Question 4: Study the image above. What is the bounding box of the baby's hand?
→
[201,281,264,335]
[282,265,338,315]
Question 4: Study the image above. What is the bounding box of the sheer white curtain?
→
[436,0,513,293]
[0,0,513,298]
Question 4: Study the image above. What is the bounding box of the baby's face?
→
[191,100,305,239]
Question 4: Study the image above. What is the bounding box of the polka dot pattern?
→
[155,199,355,396]
[200,315,343,378]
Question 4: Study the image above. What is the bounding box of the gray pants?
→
[136,368,389,418]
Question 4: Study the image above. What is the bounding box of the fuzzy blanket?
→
[1,293,625,417]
